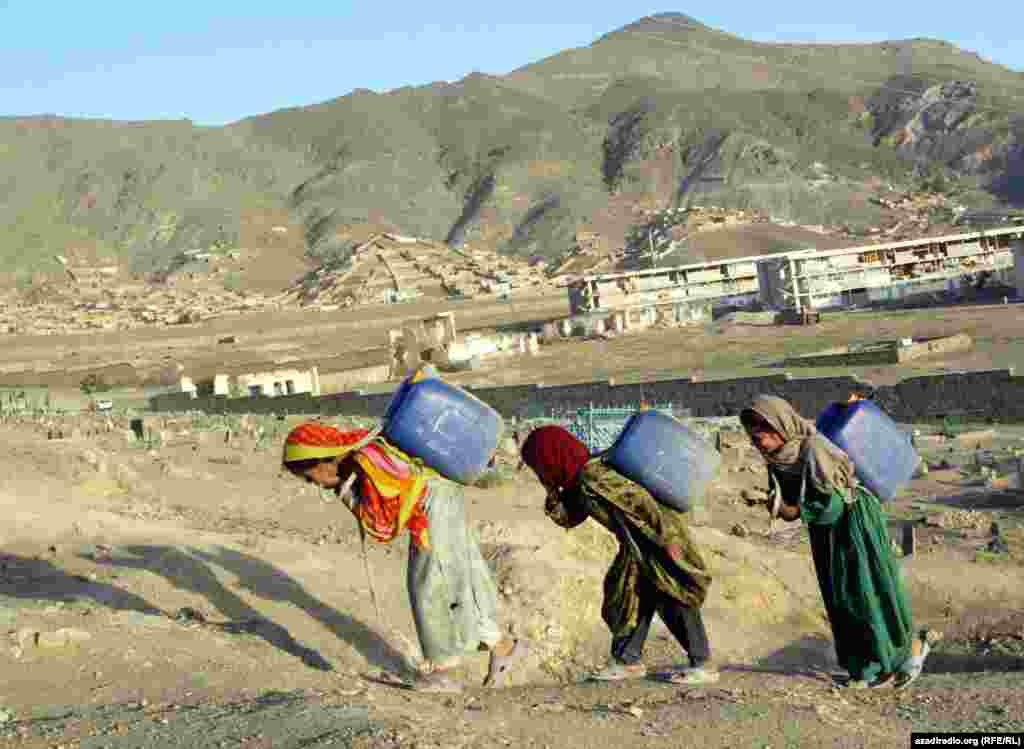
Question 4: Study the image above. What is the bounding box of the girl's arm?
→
[545,487,589,529]
[766,467,802,522]
[777,502,801,522]
[337,471,359,512]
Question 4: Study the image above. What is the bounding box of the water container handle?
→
[410,365,439,384]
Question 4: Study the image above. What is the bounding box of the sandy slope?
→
[1,417,1023,747]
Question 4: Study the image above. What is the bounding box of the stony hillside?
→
[3,13,1023,283]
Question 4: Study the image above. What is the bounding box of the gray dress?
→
[406,476,501,664]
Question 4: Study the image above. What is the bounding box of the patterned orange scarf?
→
[283,422,432,550]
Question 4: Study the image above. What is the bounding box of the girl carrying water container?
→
[520,425,718,685]
[740,395,930,689]
[281,422,525,693]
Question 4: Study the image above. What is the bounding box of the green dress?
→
[771,466,913,682]
[554,459,712,638]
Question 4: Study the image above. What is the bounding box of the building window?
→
[273,382,284,396]
[285,380,295,395]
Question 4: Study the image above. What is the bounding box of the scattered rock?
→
[955,429,995,447]
[924,509,987,530]
[119,611,173,629]
[36,628,92,648]
[175,607,207,625]
[986,536,1009,554]
[84,543,115,563]
[15,628,37,649]
[740,489,765,505]
[689,506,712,526]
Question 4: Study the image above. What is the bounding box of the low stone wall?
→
[897,333,973,362]
[781,333,974,368]
[149,367,1024,423]
[783,346,898,368]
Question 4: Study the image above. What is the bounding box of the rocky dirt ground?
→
[1,413,1023,748]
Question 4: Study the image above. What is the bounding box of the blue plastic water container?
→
[383,364,439,423]
[604,410,721,512]
[815,400,919,502]
[383,371,504,485]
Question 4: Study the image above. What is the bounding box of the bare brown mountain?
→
[2,12,1023,286]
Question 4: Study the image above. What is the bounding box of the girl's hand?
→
[664,543,683,562]
[544,488,571,526]
[777,503,801,522]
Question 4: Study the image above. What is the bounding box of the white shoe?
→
[589,661,647,681]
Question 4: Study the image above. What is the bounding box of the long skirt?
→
[808,488,913,682]
[407,477,501,666]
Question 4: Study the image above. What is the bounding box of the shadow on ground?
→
[718,635,839,684]
[925,609,1024,674]
[479,315,557,335]
[0,552,161,615]
[722,628,1024,680]
[93,545,413,677]
[925,648,1024,674]
[1,689,385,749]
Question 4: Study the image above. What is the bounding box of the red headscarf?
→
[282,422,369,464]
[282,421,431,549]
[520,425,591,490]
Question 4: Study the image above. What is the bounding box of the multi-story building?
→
[568,226,1024,320]
[567,253,772,318]
[766,226,1020,313]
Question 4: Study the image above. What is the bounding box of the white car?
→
[94,399,113,412]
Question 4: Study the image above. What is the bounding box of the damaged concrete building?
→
[179,368,321,399]
[180,349,393,400]
[763,226,1020,313]
[564,225,1023,334]
[388,311,540,375]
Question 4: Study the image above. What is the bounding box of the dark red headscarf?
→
[520,425,591,490]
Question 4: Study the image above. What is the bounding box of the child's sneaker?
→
[588,660,647,681]
[665,666,720,686]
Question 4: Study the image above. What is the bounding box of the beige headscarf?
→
[743,394,857,499]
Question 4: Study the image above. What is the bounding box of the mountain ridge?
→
[2,15,1022,286]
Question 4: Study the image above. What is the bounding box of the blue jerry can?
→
[816,399,919,502]
[605,410,721,512]
[383,368,504,485]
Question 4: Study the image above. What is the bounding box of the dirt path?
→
[1,418,1023,748]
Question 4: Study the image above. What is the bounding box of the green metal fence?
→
[564,403,680,452]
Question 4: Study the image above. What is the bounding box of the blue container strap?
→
[346,424,437,479]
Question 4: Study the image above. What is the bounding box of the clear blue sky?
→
[3,2,1021,126]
